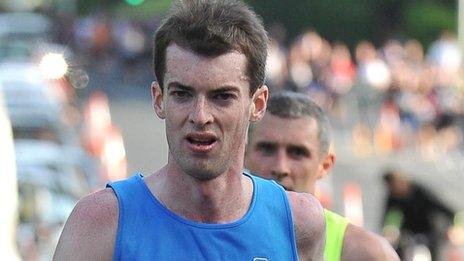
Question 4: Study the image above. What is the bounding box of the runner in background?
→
[246,91,399,260]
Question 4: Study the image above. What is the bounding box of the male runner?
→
[54,1,324,260]
[246,91,399,260]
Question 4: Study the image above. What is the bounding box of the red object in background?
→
[82,91,127,185]
[100,125,127,182]
[83,91,112,156]
[343,182,364,227]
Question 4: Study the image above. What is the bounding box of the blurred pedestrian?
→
[53,0,325,260]
[382,169,455,260]
[245,91,399,260]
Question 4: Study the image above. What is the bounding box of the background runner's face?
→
[246,114,324,193]
[156,44,254,180]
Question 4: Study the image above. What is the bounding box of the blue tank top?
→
[107,173,298,260]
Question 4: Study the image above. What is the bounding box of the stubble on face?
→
[246,114,323,193]
[162,44,252,181]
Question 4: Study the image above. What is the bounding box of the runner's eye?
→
[215,93,233,101]
[287,146,309,159]
[170,90,192,101]
[256,143,276,156]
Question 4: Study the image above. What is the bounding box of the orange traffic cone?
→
[343,182,364,227]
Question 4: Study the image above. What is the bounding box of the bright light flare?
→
[39,53,68,79]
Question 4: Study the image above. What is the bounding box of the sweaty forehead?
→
[164,44,249,89]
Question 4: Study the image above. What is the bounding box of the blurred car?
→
[0,61,64,107]
[0,12,74,85]
[0,61,79,145]
[0,61,98,187]
[16,165,79,261]
[0,38,35,62]
[0,12,63,61]
[14,140,93,196]
[0,57,94,260]
[13,139,96,260]
[0,12,51,41]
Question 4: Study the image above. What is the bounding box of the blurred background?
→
[0,0,463,260]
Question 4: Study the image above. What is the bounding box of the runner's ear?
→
[317,151,335,179]
[250,85,268,122]
[151,82,165,119]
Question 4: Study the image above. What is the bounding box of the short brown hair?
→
[250,91,331,155]
[154,0,268,96]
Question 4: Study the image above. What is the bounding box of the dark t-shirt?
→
[384,184,454,234]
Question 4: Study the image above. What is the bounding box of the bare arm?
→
[342,224,400,261]
[287,191,325,261]
[53,188,118,261]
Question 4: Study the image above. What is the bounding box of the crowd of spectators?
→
[265,30,463,160]
[53,13,463,162]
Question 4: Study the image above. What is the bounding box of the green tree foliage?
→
[404,1,456,48]
[77,0,117,15]
[246,0,374,47]
[77,0,456,48]
[246,0,456,48]
[77,0,171,18]
[112,0,171,19]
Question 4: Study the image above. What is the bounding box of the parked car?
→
[0,60,95,260]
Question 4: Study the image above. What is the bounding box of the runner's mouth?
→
[185,132,218,147]
[186,136,216,146]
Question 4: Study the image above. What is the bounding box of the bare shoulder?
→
[286,191,325,260]
[53,188,119,261]
[343,224,400,261]
[286,191,325,233]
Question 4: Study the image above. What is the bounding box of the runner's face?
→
[153,44,266,180]
[246,114,324,193]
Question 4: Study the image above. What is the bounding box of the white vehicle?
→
[0,61,78,146]
[0,61,63,109]
[13,140,95,260]
[0,12,71,80]
[16,164,79,261]
[0,12,51,41]
[14,139,93,196]
[0,61,94,259]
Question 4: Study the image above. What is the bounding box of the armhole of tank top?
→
[106,183,124,261]
[279,186,299,260]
